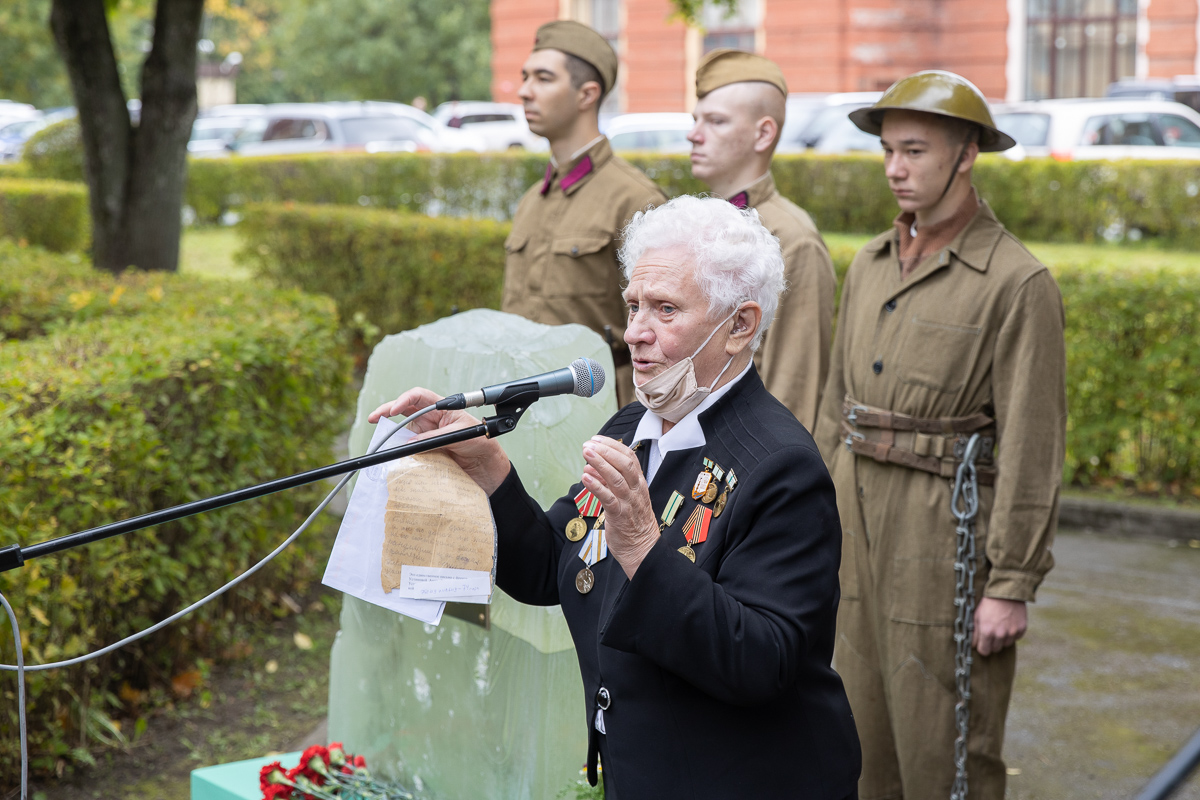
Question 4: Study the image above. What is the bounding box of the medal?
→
[565,517,588,541]
[659,491,685,531]
[576,567,595,594]
[678,545,696,562]
[713,469,737,519]
[576,514,608,594]
[681,504,712,546]
[692,458,716,500]
[702,462,724,503]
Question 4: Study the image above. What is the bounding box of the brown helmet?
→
[849,70,1016,152]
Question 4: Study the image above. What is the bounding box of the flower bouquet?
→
[259,743,415,799]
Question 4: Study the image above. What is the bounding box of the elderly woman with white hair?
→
[369,196,861,799]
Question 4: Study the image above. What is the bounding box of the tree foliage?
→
[199,0,491,106]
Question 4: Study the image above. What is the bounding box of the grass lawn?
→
[180,226,250,281]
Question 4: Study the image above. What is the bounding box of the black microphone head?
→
[570,358,606,398]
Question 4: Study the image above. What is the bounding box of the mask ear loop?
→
[698,303,747,391]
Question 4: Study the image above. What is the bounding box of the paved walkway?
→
[1004,529,1200,799]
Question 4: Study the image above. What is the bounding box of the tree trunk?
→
[51,0,205,273]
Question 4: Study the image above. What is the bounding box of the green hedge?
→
[236,204,1200,497]
[0,241,352,782]
[22,117,84,183]
[1055,264,1200,494]
[0,178,90,252]
[0,163,28,180]
[178,151,1200,246]
[237,202,508,351]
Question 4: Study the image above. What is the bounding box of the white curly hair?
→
[618,195,787,351]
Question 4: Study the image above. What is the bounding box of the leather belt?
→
[842,395,997,486]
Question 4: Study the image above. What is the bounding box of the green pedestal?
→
[190,752,301,800]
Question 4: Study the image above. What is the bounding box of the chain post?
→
[950,433,983,800]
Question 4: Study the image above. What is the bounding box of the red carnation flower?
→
[353,754,366,768]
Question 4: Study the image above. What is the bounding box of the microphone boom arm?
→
[0,390,540,574]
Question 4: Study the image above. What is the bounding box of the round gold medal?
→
[702,482,719,504]
[565,517,588,542]
[713,490,728,518]
[576,567,595,594]
[678,545,696,562]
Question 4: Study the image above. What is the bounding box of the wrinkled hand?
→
[973,597,1027,656]
[368,387,511,496]
[580,436,659,579]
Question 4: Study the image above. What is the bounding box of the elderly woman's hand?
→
[368,387,512,496]
[580,436,660,578]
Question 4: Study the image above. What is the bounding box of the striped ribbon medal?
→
[566,488,602,542]
[679,504,713,563]
[576,512,607,595]
[713,469,737,518]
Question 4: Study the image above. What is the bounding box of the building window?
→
[1026,0,1137,100]
[702,0,760,54]
[574,0,623,113]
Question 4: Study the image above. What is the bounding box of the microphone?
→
[436,358,606,411]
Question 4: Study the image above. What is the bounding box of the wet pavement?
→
[1004,529,1200,799]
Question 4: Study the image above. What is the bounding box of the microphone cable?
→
[0,403,438,800]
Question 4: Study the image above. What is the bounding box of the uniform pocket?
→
[544,234,615,297]
[504,232,529,254]
[888,557,956,626]
[896,317,982,393]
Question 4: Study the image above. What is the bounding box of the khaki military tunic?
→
[502,137,667,407]
[743,173,837,431]
[814,200,1066,800]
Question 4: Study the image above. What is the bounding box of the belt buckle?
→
[844,430,865,452]
[846,404,869,425]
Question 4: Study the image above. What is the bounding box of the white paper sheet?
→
[395,565,493,601]
[322,417,446,625]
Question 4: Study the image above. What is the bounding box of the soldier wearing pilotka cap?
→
[688,49,837,431]
[502,20,667,408]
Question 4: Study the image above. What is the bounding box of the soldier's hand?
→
[973,597,1027,656]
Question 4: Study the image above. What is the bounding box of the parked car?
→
[604,112,694,153]
[0,117,46,162]
[230,102,486,157]
[189,111,266,156]
[433,101,546,151]
[788,93,884,151]
[992,98,1200,160]
[808,113,884,154]
[0,100,38,127]
[1106,77,1200,114]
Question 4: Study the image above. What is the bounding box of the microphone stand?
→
[0,390,540,574]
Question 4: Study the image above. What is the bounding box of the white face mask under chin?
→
[634,309,739,423]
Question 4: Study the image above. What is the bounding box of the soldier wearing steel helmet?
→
[813,71,1067,800]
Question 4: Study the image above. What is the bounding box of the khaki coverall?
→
[814,200,1067,800]
[502,137,667,407]
[745,173,838,431]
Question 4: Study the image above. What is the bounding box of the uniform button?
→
[873,360,883,374]
[571,245,580,255]
[596,686,611,710]
[885,299,896,312]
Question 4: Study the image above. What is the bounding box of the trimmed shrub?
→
[22,117,84,183]
[237,202,508,350]
[0,243,352,782]
[0,163,28,180]
[185,151,1200,246]
[0,178,90,252]
[1056,264,1200,496]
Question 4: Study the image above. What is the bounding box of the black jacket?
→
[490,367,861,799]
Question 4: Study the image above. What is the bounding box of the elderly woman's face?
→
[622,246,734,387]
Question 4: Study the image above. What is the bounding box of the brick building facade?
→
[490,0,1200,111]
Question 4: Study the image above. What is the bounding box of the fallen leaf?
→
[171,669,203,698]
[293,632,313,650]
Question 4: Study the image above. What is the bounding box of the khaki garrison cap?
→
[533,20,618,97]
[696,49,788,99]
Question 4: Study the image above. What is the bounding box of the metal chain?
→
[950,433,983,800]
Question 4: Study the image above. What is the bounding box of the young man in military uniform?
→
[503,21,667,408]
[813,71,1067,800]
[687,50,836,431]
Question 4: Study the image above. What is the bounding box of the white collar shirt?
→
[630,360,752,485]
